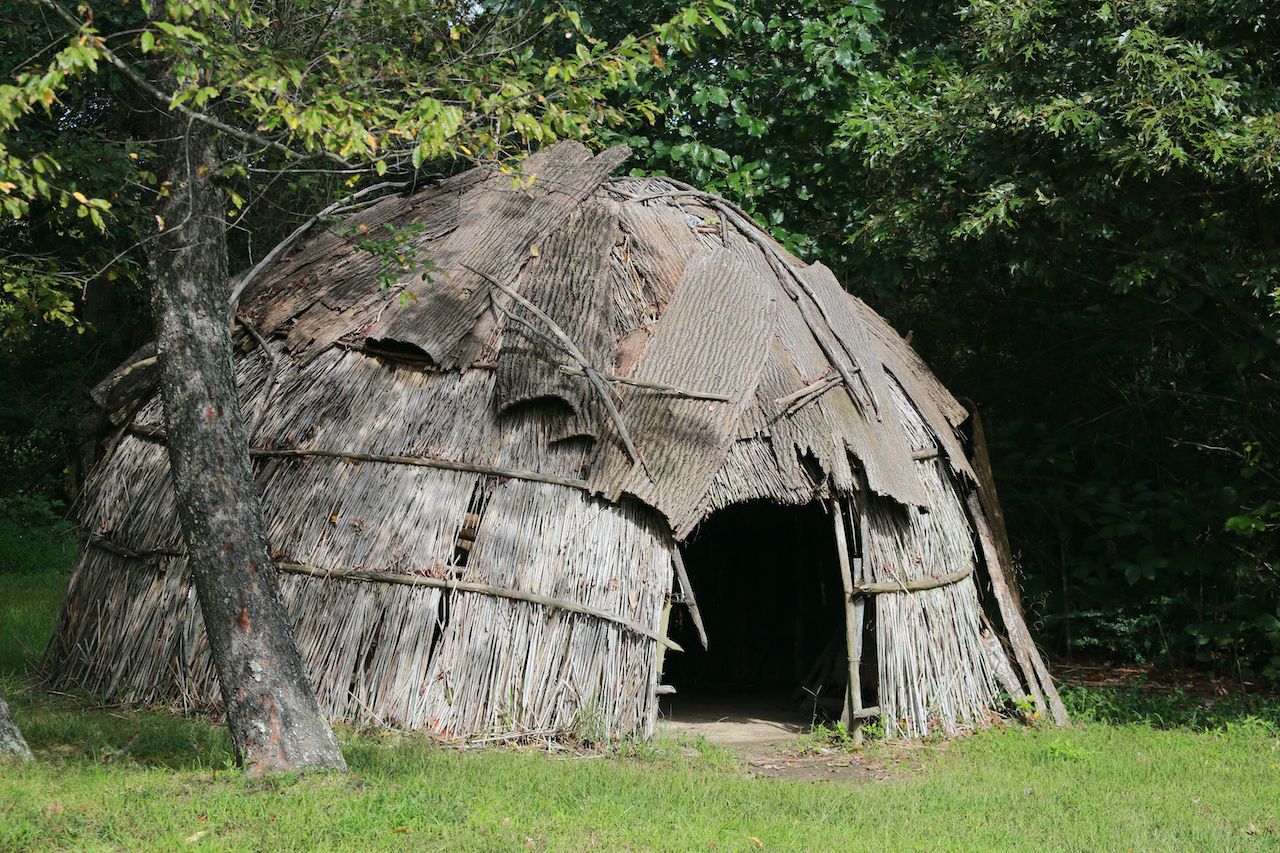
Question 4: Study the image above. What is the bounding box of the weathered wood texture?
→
[241,167,486,356]
[830,498,863,743]
[588,246,776,537]
[797,263,925,506]
[90,342,159,426]
[495,198,619,438]
[369,144,629,367]
[145,118,345,773]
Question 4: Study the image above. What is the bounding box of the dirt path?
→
[657,694,896,783]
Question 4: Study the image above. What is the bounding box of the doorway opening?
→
[660,500,858,742]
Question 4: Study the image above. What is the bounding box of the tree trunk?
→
[147,120,345,774]
[0,687,32,761]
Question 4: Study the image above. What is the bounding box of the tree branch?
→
[38,0,351,169]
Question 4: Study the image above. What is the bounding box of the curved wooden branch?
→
[126,423,592,491]
[83,535,678,650]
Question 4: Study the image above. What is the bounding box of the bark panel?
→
[588,246,776,535]
[495,198,619,437]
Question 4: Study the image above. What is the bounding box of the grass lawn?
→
[3,521,1279,851]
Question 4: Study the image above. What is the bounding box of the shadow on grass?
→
[12,690,236,770]
[1061,683,1280,733]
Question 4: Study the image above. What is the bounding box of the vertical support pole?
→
[830,497,864,745]
[849,597,866,746]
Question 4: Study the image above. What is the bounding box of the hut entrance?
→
[660,500,851,739]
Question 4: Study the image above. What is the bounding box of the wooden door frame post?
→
[830,497,865,745]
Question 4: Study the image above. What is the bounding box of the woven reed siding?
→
[589,247,777,537]
[495,197,619,438]
[54,335,669,735]
[78,437,180,551]
[260,461,478,573]
[47,550,192,703]
[875,581,1000,738]
[860,376,976,588]
[700,436,819,513]
[420,482,669,737]
[369,144,630,368]
[860,375,999,737]
[262,351,494,457]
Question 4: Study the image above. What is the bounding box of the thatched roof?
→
[50,141,1039,740]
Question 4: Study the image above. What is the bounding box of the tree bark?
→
[147,119,345,774]
[0,687,32,761]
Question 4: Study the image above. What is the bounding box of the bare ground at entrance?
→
[657,693,905,784]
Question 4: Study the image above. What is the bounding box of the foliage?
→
[0,523,68,676]
[0,309,147,499]
[1061,683,1280,734]
[803,717,885,749]
[0,0,730,336]
[594,0,887,261]
[603,0,1280,679]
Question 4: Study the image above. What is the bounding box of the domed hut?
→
[50,141,1064,740]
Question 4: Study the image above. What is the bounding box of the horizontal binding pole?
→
[853,564,975,596]
[126,423,591,492]
[852,705,880,720]
[83,534,678,651]
[278,563,683,651]
[86,534,180,560]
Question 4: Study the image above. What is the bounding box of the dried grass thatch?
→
[50,140,1057,740]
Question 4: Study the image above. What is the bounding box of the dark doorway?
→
[661,500,850,730]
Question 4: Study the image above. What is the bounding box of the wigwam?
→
[50,141,1065,740]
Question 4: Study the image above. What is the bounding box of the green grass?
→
[3,521,1279,851]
